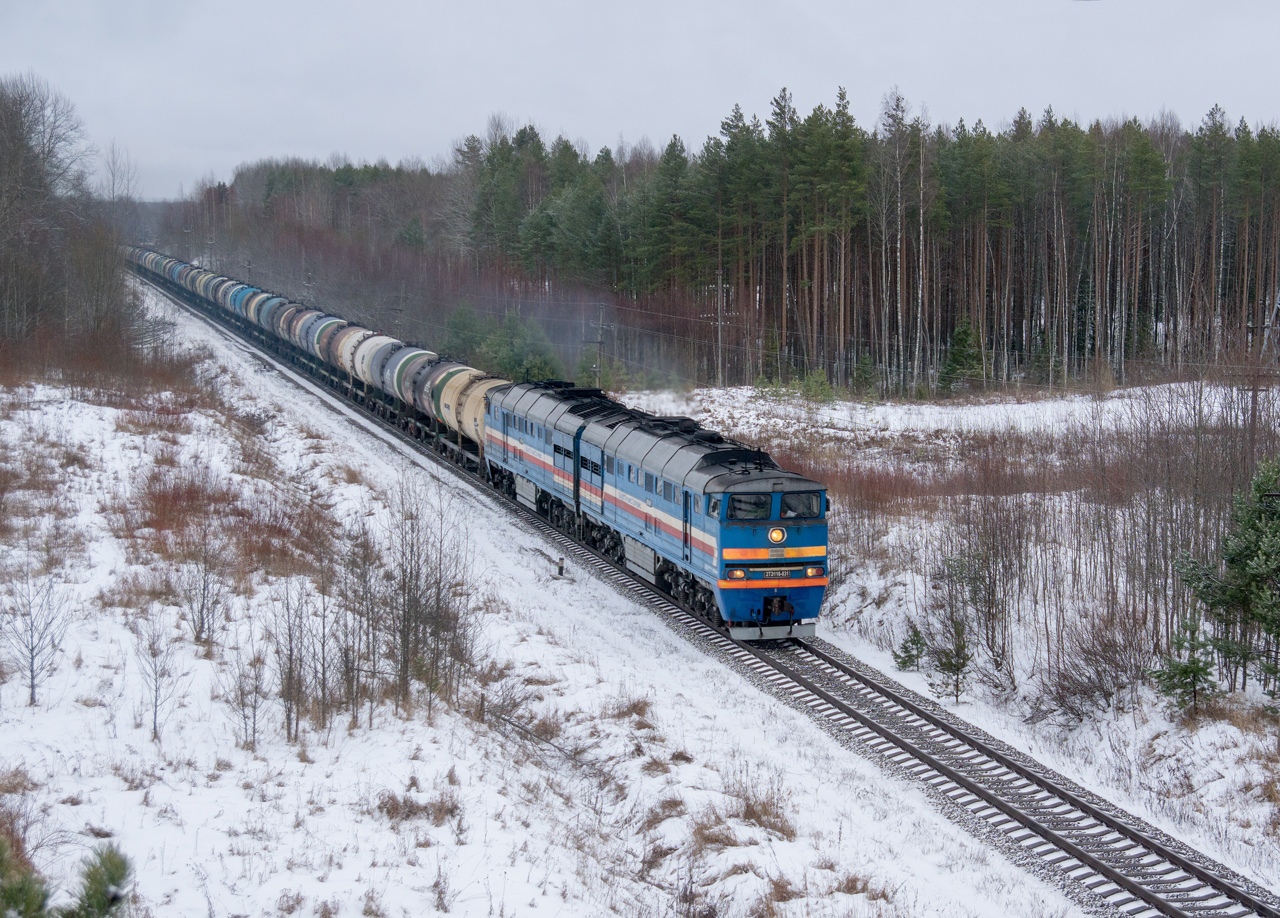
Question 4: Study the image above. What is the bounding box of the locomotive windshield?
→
[727,493,771,520]
[781,492,822,519]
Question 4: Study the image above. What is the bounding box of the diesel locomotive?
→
[128,247,829,639]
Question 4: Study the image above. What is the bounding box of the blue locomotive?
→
[126,247,829,639]
[485,382,827,639]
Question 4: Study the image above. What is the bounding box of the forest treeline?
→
[167,89,1280,392]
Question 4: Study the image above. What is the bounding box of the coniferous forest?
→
[163,89,1280,393]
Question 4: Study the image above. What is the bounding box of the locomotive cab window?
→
[781,492,822,519]
[707,496,721,518]
[727,493,771,521]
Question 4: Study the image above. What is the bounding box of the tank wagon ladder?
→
[131,265,1280,918]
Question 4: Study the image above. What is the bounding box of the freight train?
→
[127,248,829,639]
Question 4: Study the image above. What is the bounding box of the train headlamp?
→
[805,566,825,578]
[768,527,786,544]
[726,568,747,580]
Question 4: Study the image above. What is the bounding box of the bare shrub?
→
[269,578,311,744]
[1,559,70,706]
[168,513,232,650]
[223,635,270,751]
[133,607,183,741]
[431,865,456,912]
[1031,608,1152,722]
[335,516,384,729]
[140,460,238,541]
[383,476,479,714]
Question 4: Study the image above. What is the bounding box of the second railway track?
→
[141,272,1280,918]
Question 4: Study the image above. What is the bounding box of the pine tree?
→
[892,621,927,671]
[1178,459,1280,694]
[0,839,129,918]
[1149,616,1217,714]
[938,320,981,393]
[925,607,974,704]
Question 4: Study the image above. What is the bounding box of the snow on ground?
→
[0,290,1082,917]
[625,384,1280,898]
[627,385,1129,442]
[624,384,1244,462]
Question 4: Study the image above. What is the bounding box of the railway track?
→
[140,271,1280,918]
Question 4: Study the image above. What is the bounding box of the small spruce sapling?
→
[926,610,974,704]
[1149,616,1217,714]
[892,622,927,671]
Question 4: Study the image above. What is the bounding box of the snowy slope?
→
[0,288,1083,917]
[625,385,1280,897]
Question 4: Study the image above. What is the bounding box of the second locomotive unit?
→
[127,247,828,640]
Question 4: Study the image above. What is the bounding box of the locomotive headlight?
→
[805,566,825,578]
[726,568,747,580]
[768,527,786,544]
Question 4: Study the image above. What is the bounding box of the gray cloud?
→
[3,0,1275,198]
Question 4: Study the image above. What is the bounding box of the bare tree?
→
[308,562,340,731]
[382,475,480,715]
[133,608,182,741]
[269,578,310,743]
[222,633,269,752]
[336,515,385,729]
[1,560,69,707]
[0,73,92,338]
[173,524,230,651]
[97,140,141,240]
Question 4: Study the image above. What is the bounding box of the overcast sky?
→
[3,0,1277,199]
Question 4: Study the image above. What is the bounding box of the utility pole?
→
[388,282,410,335]
[716,266,725,388]
[588,303,613,389]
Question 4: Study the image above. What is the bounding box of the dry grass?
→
[96,569,177,612]
[747,876,804,918]
[332,463,367,487]
[529,713,563,741]
[606,692,652,720]
[689,809,739,855]
[640,755,671,776]
[724,772,796,841]
[114,405,194,438]
[376,789,461,827]
[0,766,39,795]
[0,801,35,875]
[832,872,893,901]
[639,796,687,832]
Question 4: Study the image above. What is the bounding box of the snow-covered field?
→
[625,385,1280,897]
[0,290,1087,917]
